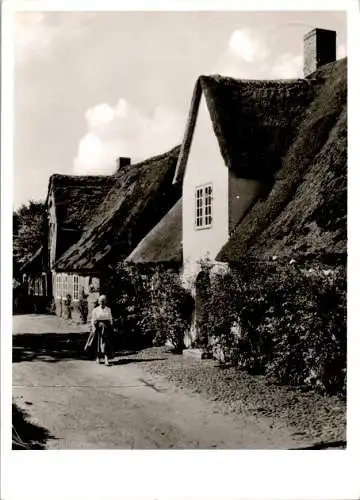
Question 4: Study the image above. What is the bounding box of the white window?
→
[56,274,61,299]
[63,275,68,298]
[195,184,213,229]
[73,275,79,301]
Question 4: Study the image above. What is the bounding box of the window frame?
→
[63,274,68,299]
[195,183,213,230]
[73,275,79,301]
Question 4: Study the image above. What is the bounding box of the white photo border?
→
[1,1,359,499]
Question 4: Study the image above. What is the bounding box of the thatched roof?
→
[217,58,347,264]
[131,59,346,267]
[173,75,313,184]
[126,199,182,265]
[54,146,181,272]
[127,74,315,266]
[49,174,114,231]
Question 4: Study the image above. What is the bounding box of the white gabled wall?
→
[182,94,229,278]
[48,189,57,269]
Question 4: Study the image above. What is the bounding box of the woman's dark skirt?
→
[85,320,113,358]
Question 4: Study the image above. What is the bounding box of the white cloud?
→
[228,28,268,63]
[73,99,185,175]
[215,28,303,79]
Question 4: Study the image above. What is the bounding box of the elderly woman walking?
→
[89,294,114,366]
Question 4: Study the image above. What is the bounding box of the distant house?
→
[128,28,347,342]
[22,147,180,321]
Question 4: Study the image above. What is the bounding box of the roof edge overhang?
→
[172,74,311,186]
[172,78,203,185]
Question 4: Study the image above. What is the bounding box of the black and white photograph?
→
[2,1,359,498]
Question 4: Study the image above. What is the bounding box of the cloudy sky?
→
[13,10,346,208]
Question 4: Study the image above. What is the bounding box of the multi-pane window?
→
[62,274,68,298]
[73,275,79,301]
[56,274,62,299]
[195,184,213,229]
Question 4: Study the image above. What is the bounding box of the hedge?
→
[206,261,346,394]
[101,260,346,395]
[101,264,193,351]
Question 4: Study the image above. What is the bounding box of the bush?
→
[100,264,152,349]
[207,261,346,394]
[100,265,193,352]
[140,270,193,353]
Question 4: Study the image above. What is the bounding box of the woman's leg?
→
[103,329,111,366]
[96,330,101,363]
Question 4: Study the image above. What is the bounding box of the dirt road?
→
[13,314,307,449]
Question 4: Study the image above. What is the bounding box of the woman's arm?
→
[91,307,97,331]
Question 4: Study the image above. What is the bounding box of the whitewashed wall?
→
[182,94,229,279]
[48,189,57,268]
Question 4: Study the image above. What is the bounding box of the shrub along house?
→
[127,28,347,346]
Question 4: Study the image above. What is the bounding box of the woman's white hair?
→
[99,294,107,302]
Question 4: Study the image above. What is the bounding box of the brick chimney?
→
[303,28,336,77]
[116,157,131,172]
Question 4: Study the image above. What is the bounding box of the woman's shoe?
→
[96,357,100,364]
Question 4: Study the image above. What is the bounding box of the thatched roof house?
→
[173,76,312,185]
[49,174,115,231]
[128,57,347,269]
[21,145,181,317]
[48,173,115,262]
[217,58,347,265]
[54,146,181,273]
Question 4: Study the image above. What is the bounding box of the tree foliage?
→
[13,200,46,276]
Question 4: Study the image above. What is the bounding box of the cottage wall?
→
[182,95,229,278]
[52,272,100,324]
[48,190,57,268]
[181,95,264,346]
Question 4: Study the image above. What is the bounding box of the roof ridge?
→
[199,74,306,86]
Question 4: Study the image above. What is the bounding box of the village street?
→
[12,314,309,450]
